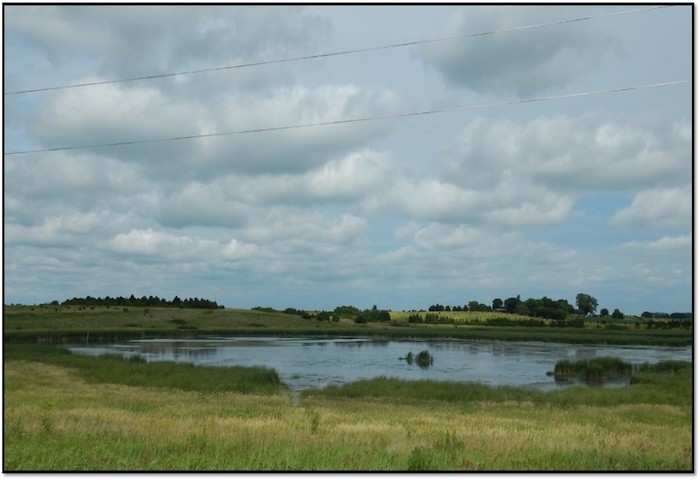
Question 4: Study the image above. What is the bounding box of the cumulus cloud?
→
[3,6,691,313]
[30,83,406,178]
[613,188,691,230]
[419,6,617,96]
[618,233,691,251]
[442,113,690,194]
[364,111,689,229]
[5,6,330,91]
[369,177,572,227]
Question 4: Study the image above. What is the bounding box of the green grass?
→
[553,356,632,383]
[304,361,691,408]
[3,343,284,395]
[4,305,692,346]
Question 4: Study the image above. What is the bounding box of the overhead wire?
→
[4,80,689,156]
[4,5,670,96]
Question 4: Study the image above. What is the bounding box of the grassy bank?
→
[3,344,692,471]
[4,305,692,346]
[3,344,284,395]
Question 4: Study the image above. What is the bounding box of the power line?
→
[4,80,689,156]
[4,5,670,96]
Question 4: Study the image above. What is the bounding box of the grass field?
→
[4,305,692,346]
[3,343,693,471]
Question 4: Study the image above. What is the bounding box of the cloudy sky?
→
[4,5,692,314]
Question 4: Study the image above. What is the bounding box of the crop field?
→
[3,307,693,471]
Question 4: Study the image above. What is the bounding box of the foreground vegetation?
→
[3,343,692,471]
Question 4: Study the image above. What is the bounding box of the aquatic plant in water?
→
[553,357,632,384]
[416,350,433,369]
[401,350,433,368]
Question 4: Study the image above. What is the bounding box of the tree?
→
[575,293,598,316]
[504,296,521,314]
[612,308,624,320]
[492,298,503,310]
[600,308,609,317]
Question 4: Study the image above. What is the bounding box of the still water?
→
[69,336,691,391]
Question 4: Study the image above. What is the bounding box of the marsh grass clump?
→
[553,357,632,384]
[635,359,689,374]
[306,377,533,404]
[415,350,433,368]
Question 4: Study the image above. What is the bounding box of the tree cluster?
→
[352,305,391,324]
[424,292,621,321]
[428,302,490,312]
[252,304,390,323]
[57,295,222,309]
[427,295,575,320]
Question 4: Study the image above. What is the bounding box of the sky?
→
[3,4,693,315]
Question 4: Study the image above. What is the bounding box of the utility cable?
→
[4,80,689,156]
[4,5,670,96]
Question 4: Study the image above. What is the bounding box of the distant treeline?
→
[252,305,391,323]
[428,296,573,320]
[55,295,223,309]
[641,312,692,320]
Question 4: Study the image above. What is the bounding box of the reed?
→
[553,357,632,383]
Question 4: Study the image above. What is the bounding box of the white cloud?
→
[3,6,691,313]
[419,6,617,96]
[370,166,573,227]
[30,83,406,178]
[613,187,691,229]
[443,113,690,194]
[5,6,330,91]
[618,233,691,251]
[241,211,367,254]
[233,149,394,205]
[109,228,222,263]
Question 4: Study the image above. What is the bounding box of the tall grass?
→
[5,358,691,471]
[4,343,284,394]
[553,357,632,383]
[306,361,692,408]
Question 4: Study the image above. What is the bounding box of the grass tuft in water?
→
[553,357,632,383]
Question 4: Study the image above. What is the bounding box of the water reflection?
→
[69,336,691,391]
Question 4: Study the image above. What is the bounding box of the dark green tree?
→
[575,293,598,316]
[504,296,521,314]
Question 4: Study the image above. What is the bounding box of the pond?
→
[69,336,692,391]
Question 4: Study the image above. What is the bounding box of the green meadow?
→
[3,306,693,471]
[4,304,691,346]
